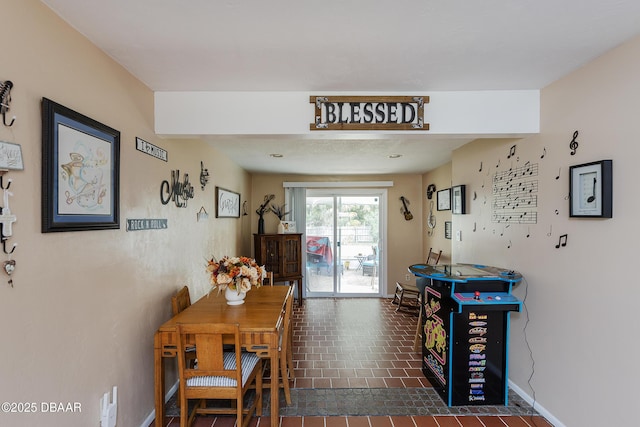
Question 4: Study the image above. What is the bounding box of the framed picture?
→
[281,220,297,233]
[436,188,451,211]
[452,185,466,214]
[215,187,241,218]
[0,141,24,170]
[41,98,120,232]
[444,221,452,239]
[569,160,612,218]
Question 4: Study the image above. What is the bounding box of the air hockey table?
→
[409,263,523,406]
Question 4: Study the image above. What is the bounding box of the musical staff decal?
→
[492,162,539,225]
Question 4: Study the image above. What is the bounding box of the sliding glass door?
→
[305,189,385,297]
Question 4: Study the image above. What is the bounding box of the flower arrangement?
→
[206,256,266,294]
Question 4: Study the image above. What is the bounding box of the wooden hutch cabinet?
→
[254,233,303,305]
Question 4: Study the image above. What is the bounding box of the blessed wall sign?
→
[310,96,428,131]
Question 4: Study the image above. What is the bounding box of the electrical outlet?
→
[405,274,411,282]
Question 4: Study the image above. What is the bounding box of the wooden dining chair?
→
[263,271,274,286]
[255,286,294,405]
[176,322,263,427]
[172,286,191,316]
[426,247,442,266]
[393,248,442,312]
[171,286,196,408]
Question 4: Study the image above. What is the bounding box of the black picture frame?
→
[569,160,612,218]
[41,98,120,232]
[452,185,466,214]
[436,188,451,211]
[215,187,241,218]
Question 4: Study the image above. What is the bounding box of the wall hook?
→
[2,238,16,255]
[0,175,11,190]
[0,80,15,127]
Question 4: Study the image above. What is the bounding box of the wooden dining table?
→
[154,285,292,427]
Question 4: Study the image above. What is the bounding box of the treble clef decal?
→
[569,130,579,155]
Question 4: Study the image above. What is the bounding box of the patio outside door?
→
[305,189,384,297]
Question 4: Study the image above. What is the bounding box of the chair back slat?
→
[426,248,442,265]
[172,286,191,315]
[177,323,243,384]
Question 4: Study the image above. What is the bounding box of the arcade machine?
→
[409,263,522,406]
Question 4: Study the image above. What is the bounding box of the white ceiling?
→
[41,0,640,175]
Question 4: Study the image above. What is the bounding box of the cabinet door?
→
[282,235,302,276]
[263,236,282,276]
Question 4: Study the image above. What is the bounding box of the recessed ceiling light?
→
[389,154,402,159]
[270,153,283,158]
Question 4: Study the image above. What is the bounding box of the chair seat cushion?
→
[186,351,260,387]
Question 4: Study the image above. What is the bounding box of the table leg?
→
[270,350,279,427]
[154,335,165,425]
[296,279,303,307]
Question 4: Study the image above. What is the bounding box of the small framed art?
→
[452,185,466,214]
[437,188,451,211]
[569,160,612,218]
[444,221,452,239]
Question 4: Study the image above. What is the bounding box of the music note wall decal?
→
[569,131,579,155]
[555,234,568,248]
[507,145,516,159]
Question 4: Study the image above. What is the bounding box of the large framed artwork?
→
[41,98,120,232]
[215,187,241,218]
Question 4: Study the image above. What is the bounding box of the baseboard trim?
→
[508,379,563,427]
[139,381,179,427]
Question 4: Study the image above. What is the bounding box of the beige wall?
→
[0,2,250,426]
[250,173,425,296]
[422,163,453,263]
[439,35,640,427]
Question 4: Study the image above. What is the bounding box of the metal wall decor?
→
[126,218,168,231]
[135,137,167,162]
[0,174,17,287]
[426,184,436,199]
[0,80,15,126]
[160,170,194,208]
[569,130,579,155]
[199,161,209,190]
[427,201,436,236]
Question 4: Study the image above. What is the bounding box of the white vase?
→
[277,221,285,234]
[224,287,247,305]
